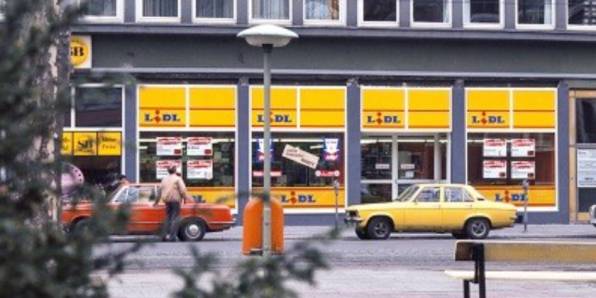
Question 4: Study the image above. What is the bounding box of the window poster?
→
[187,137,213,156]
[483,139,507,157]
[156,137,182,156]
[315,170,341,177]
[578,149,596,187]
[156,160,182,179]
[511,161,536,180]
[256,138,273,162]
[187,160,213,180]
[511,139,535,157]
[323,138,340,161]
[483,160,507,179]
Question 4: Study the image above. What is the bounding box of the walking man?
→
[154,166,188,241]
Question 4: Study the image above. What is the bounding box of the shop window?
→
[467,133,555,186]
[464,0,503,27]
[66,156,122,186]
[359,0,397,25]
[568,0,596,27]
[361,183,392,204]
[398,136,447,180]
[516,0,553,28]
[195,0,234,21]
[251,133,344,187]
[577,99,596,143]
[304,0,344,24]
[138,0,180,21]
[412,0,450,25]
[74,87,122,128]
[251,0,290,22]
[139,132,235,187]
[361,138,392,180]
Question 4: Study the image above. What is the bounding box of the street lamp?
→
[237,24,298,256]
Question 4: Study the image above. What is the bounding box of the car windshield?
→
[394,185,419,202]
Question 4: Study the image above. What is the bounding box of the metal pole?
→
[333,179,339,230]
[523,179,529,233]
[262,44,273,256]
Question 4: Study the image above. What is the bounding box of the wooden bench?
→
[445,240,596,298]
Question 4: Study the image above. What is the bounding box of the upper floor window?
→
[304,0,345,25]
[568,0,596,29]
[79,0,124,22]
[464,0,504,28]
[412,0,451,27]
[194,0,235,23]
[64,87,124,128]
[136,0,181,22]
[516,0,554,29]
[250,0,291,23]
[358,0,398,26]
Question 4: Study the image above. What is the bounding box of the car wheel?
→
[179,218,206,241]
[366,217,392,240]
[355,228,369,240]
[451,232,467,239]
[465,218,490,239]
[71,218,91,235]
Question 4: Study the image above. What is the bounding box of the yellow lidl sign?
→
[70,35,91,69]
[466,88,556,130]
[253,187,346,208]
[361,87,450,130]
[187,187,236,208]
[474,185,556,207]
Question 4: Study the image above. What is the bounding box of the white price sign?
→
[511,161,535,180]
[578,149,596,188]
[282,144,319,169]
[187,137,213,156]
[187,160,213,180]
[511,139,535,157]
[156,137,182,156]
[156,160,182,179]
[483,139,507,157]
[483,160,507,179]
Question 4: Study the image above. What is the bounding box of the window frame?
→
[566,0,596,31]
[192,0,237,24]
[411,0,452,28]
[248,0,292,25]
[515,0,555,30]
[303,0,347,26]
[357,0,399,27]
[78,0,124,23]
[463,0,505,29]
[135,0,182,23]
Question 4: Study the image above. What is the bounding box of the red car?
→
[61,183,235,241]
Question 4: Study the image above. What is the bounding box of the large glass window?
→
[195,0,234,19]
[412,0,450,24]
[517,0,553,26]
[139,132,235,187]
[251,133,344,187]
[464,0,502,26]
[360,0,397,23]
[304,0,343,22]
[74,87,122,128]
[361,138,392,180]
[141,0,179,17]
[82,0,117,17]
[568,0,596,26]
[398,136,447,180]
[251,0,290,21]
[467,133,555,186]
[577,99,596,143]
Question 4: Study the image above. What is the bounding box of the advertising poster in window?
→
[511,139,535,157]
[187,137,213,156]
[483,160,507,179]
[282,144,319,169]
[156,160,182,179]
[511,161,536,180]
[156,137,182,156]
[578,149,596,187]
[256,138,272,162]
[483,139,507,157]
[187,160,213,180]
[323,138,339,161]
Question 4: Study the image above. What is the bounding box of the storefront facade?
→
[64,0,596,224]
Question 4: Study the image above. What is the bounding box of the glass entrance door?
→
[361,134,448,204]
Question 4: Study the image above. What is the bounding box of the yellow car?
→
[345,184,517,240]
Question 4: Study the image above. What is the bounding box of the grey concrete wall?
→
[91,35,596,78]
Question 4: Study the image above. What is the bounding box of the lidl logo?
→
[257,113,292,123]
[494,190,527,203]
[366,112,400,125]
[280,191,317,204]
[471,112,505,125]
[144,110,181,123]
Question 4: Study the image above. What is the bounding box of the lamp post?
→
[238,24,298,256]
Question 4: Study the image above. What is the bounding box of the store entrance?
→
[360,134,448,204]
[572,94,596,222]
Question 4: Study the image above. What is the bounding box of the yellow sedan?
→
[345,184,517,240]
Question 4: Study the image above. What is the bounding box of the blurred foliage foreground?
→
[0,1,332,297]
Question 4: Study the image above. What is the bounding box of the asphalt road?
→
[99,225,596,298]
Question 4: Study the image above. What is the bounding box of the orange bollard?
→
[242,196,284,255]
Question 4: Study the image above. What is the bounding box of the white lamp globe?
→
[237,24,299,48]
